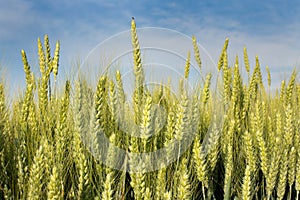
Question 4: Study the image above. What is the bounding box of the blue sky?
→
[0,0,300,93]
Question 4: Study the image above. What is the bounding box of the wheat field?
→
[0,18,300,200]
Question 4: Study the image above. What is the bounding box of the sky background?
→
[0,0,300,94]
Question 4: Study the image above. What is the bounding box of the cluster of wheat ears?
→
[0,19,300,200]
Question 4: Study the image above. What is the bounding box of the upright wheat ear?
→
[217,38,229,71]
[184,51,191,79]
[243,47,250,75]
[192,36,202,70]
[131,17,145,124]
[266,65,271,87]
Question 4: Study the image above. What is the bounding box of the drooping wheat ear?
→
[47,166,63,200]
[217,38,229,71]
[277,149,289,200]
[192,36,202,70]
[201,73,212,105]
[27,141,46,200]
[243,47,250,76]
[184,51,191,79]
[176,157,191,200]
[241,164,252,200]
